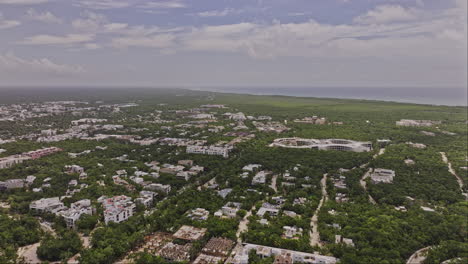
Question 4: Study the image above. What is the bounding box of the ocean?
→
[197,87,467,106]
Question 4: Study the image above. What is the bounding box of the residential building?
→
[187,208,210,221]
[136,191,157,207]
[98,195,136,224]
[215,202,241,218]
[30,197,66,214]
[283,226,303,239]
[58,199,93,229]
[173,225,207,241]
[370,168,396,184]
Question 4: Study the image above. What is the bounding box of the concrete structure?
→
[270,138,372,152]
[23,147,62,159]
[294,116,327,124]
[252,171,269,185]
[30,197,66,214]
[158,242,192,262]
[98,195,135,224]
[396,119,441,127]
[145,183,171,194]
[202,237,234,257]
[283,226,303,239]
[370,168,396,184]
[173,225,207,241]
[136,191,157,207]
[188,208,210,221]
[0,155,31,169]
[186,145,231,158]
[215,202,241,218]
[229,243,338,264]
[58,199,93,228]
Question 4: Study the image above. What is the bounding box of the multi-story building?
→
[136,191,157,207]
[270,138,372,152]
[144,183,171,195]
[98,195,136,224]
[58,199,93,229]
[30,197,66,214]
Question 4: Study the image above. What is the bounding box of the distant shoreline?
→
[193,87,468,107]
[0,86,466,107]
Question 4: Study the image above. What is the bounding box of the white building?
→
[136,191,157,208]
[270,138,372,152]
[230,243,338,264]
[215,202,241,218]
[98,195,136,224]
[283,226,303,239]
[30,197,66,214]
[252,171,269,185]
[186,145,231,158]
[58,199,93,229]
[145,183,171,194]
[396,119,441,127]
[370,168,396,184]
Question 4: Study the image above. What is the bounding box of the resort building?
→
[270,138,372,152]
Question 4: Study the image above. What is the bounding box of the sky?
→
[0,0,466,88]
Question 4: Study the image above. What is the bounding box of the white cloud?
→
[0,0,51,4]
[0,13,20,29]
[19,34,95,45]
[111,34,175,48]
[197,8,238,17]
[74,0,131,9]
[139,1,186,9]
[25,9,62,23]
[0,53,84,75]
[353,5,419,24]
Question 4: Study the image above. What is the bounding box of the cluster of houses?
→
[0,175,36,191]
[30,197,93,229]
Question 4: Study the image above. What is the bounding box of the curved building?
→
[269,138,372,152]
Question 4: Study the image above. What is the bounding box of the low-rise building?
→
[396,119,441,127]
[201,237,234,257]
[252,171,269,185]
[230,243,338,264]
[188,208,210,221]
[30,197,66,214]
[270,138,372,152]
[173,225,207,241]
[370,168,396,184]
[215,202,241,218]
[158,242,192,262]
[283,226,303,239]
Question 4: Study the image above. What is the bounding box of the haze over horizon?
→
[0,0,466,88]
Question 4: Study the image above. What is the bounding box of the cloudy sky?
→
[0,0,466,88]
